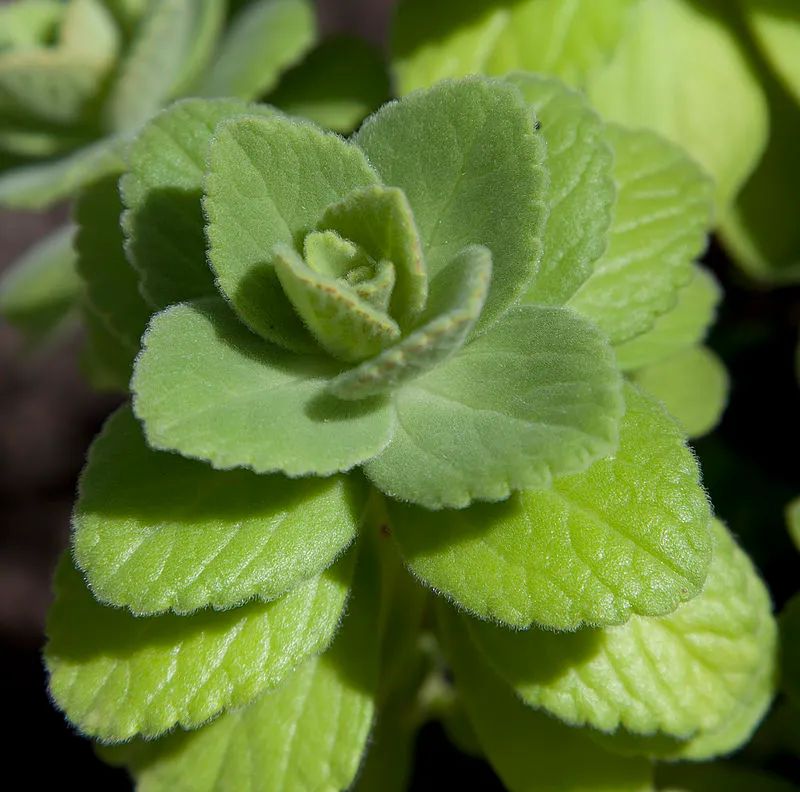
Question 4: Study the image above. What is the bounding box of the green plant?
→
[43,74,776,791]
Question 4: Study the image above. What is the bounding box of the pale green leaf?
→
[568,123,714,345]
[469,520,775,741]
[780,592,800,704]
[204,113,380,350]
[45,550,354,741]
[744,0,800,104]
[328,244,491,401]
[631,345,729,439]
[121,98,275,307]
[390,384,711,628]
[587,0,769,209]
[658,763,800,792]
[0,135,124,209]
[0,0,62,49]
[131,299,394,476]
[60,0,120,68]
[392,0,638,94]
[507,72,615,306]
[73,405,367,614]
[198,0,316,101]
[614,265,721,371]
[354,76,547,334]
[437,603,654,792]
[0,224,80,344]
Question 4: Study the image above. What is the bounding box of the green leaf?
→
[390,384,711,628]
[744,0,800,104]
[587,0,769,209]
[392,0,639,94]
[132,299,395,476]
[60,0,120,68]
[45,550,354,741]
[367,304,623,510]
[780,592,800,704]
[121,98,274,307]
[111,532,381,792]
[328,244,491,401]
[264,35,390,134]
[631,345,729,439]
[0,135,124,209]
[437,603,654,792]
[74,404,367,614]
[568,123,714,345]
[0,224,80,344]
[354,76,547,334]
[614,265,721,371]
[506,73,615,306]
[0,0,62,49]
[80,299,135,393]
[198,0,316,101]
[787,495,800,552]
[658,763,800,792]
[204,113,380,350]
[468,520,775,742]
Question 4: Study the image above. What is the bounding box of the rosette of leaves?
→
[44,75,775,790]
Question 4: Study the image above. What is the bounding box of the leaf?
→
[631,345,729,439]
[787,495,800,552]
[131,299,395,476]
[45,550,354,742]
[658,763,800,792]
[614,265,721,371]
[80,299,135,393]
[587,0,769,209]
[389,384,711,629]
[111,532,381,792]
[780,592,800,704]
[568,123,714,345]
[365,304,623,511]
[73,405,367,614]
[436,603,654,792]
[120,98,275,307]
[0,0,63,49]
[468,520,775,743]
[0,135,124,209]
[59,0,120,68]
[264,35,390,134]
[0,224,80,344]
[507,73,615,306]
[392,0,638,94]
[204,113,380,351]
[198,0,316,101]
[354,76,547,334]
[328,244,491,401]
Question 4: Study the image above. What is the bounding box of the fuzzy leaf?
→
[632,345,729,439]
[198,0,316,101]
[568,123,713,344]
[615,265,721,371]
[354,76,547,334]
[0,224,80,344]
[132,299,394,476]
[204,113,380,351]
[329,244,491,401]
[392,0,638,94]
[73,405,367,614]
[121,98,275,307]
[390,384,711,628]
[587,0,768,209]
[45,551,354,742]
[469,520,775,742]
[437,603,653,792]
[507,73,615,306]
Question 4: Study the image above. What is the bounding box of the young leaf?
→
[197,0,316,101]
[131,299,395,476]
[73,405,367,614]
[587,0,768,209]
[468,520,776,741]
[354,76,547,334]
[121,98,275,308]
[365,303,623,510]
[568,123,714,345]
[507,72,615,306]
[614,265,721,371]
[45,550,354,742]
[436,603,653,792]
[631,345,729,439]
[204,113,380,350]
[389,384,711,629]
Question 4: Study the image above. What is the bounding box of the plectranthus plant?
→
[44,75,777,791]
